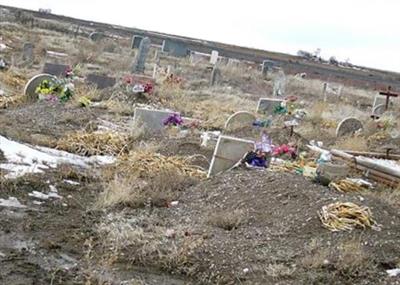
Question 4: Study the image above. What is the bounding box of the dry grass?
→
[158,86,256,128]
[114,149,206,180]
[56,131,129,156]
[96,170,191,209]
[97,212,203,275]
[264,263,296,279]
[333,136,369,151]
[208,209,245,230]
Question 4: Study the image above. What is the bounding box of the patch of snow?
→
[0,135,115,178]
[0,197,26,208]
[387,268,400,277]
[63,179,80,186]
[28,191,49,200]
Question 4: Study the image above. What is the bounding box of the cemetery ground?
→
[1,18,400,285]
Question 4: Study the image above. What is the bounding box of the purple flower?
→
[163,113,183,126]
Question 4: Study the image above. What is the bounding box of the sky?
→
[1,0,400,72]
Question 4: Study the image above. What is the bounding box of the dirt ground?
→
[1,13,400,285]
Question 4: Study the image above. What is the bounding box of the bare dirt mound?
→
[166,169,400,284]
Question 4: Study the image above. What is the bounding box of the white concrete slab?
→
[134,108,176,131]
[257,98,284,114]
[208,135,254,177]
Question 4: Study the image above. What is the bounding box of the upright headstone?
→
[210,66,221,86]
[262,60,275,75]
[224,111,256,131]
[273,70,286,97]
[210,50,219,65]
[323,82,343,102]
[336,117,363,137]
[208,135,254,177]
[42,63,70,77]
[86,74,116,89]
[24,74,56,102]
[162,39,189,57]
[372,104,386,117]
[256,98,284,114]
[22,43,34,62]
[89,32,104,42]
[131,35,143,49]
[132,37,151,74]
[134,108,177,132]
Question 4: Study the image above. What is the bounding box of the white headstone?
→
[210,50,219,65]
[336,117,363,137]
[224,111,256,130]
[208,135,254,177]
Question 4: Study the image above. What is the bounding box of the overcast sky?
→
[1,0,400,72]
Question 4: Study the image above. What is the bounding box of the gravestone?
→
[273,70,286,96]
[162,39,189,57]
[336,117,363,137]
[372,104,386,117]
[256,98,284,114]
[208,135,254,177]
[86,74,116,89]
[42,63,69,77]
[134,108,177,132]
[224,111,256,130]
[210,66,221,86]
[22,43,34,62]
[210,50,219,65]
[323,82,343,101]
[89,32,104,42]
[262,60,275,75]
[131,35,143,49]
[24,73,57,102]
[132,37,151,73]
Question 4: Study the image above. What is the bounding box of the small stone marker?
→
[86,74,116,89]
[210,66,221,86]
[224,111,256,131]
[317,163,349,183]
[208,135,254,177]
[336,117,363,137]
[22,43,34,62]
[134,108,177,132]
[132,37,151,73]
[89,32,104,42]
[24,73,57,102]
[131,35,143,49]
[323,82,343,101]
[210,50,219,65]
[273,70,286,96]
[162,39,189,57]
[256,98,284,114]
[42,63,70,77]
[262,60,275,75]
[372,104,386,117]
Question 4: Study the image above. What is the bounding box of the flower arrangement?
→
[163,113,183,127]
[35,66,76,102]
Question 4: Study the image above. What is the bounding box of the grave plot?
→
[86,74,116,89]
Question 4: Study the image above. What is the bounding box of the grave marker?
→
[89,32,104,42]
[162,39,189,57]
[131,35,143,49]
[24,73,56,102]
[323,82,343,101]
[132,37,151,73]
[210,66,221,86]
[42,63,70,77]
[336,117,363,137]
[208,135,254,177]
[262,60,275,75]
[22,43,34,62]
[256,98,284,114]
[273,70,286,96]
[134,108,176,132]
[86,74,116,89]
[372,104,386,117]
[210,50,219,65]
[224,111,256,131]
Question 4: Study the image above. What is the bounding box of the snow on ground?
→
[0,135,115,178]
